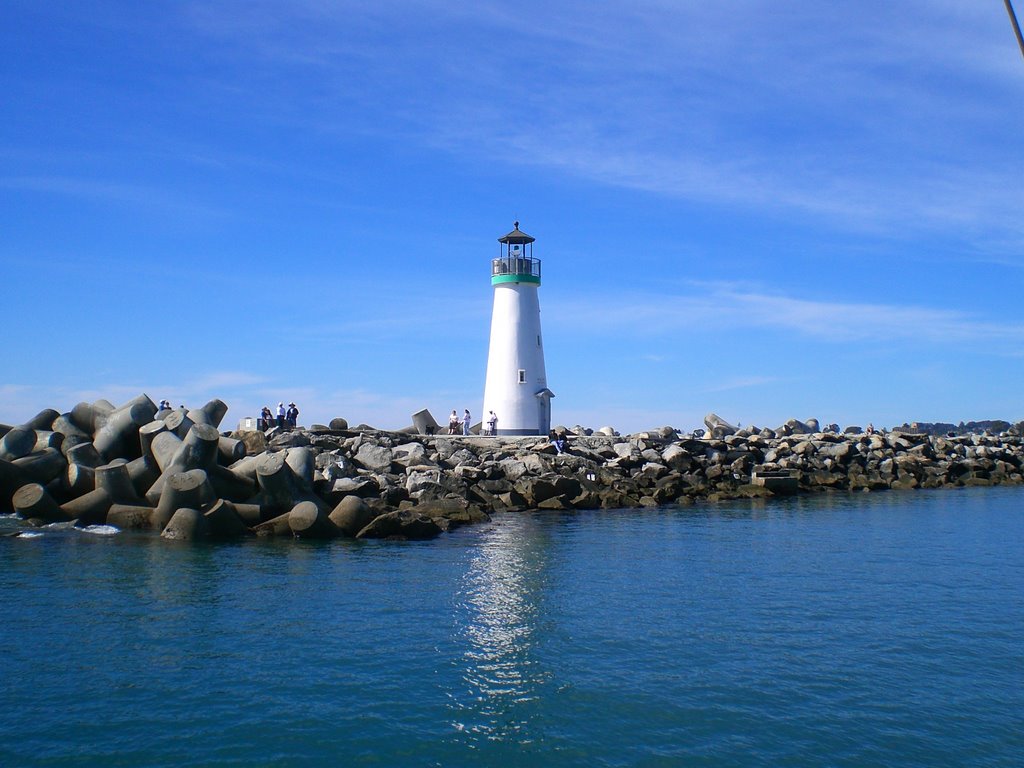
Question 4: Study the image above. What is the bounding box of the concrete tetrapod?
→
[328,495,376,537]
[64,463,96,498]
[163,411,195,440]
[284,447,316,492]
[152,469,216,531]
[139,421,170,464]
[204,499,252,538]
[126,455,160,498]
[145,423,220,504]
[94,402,157,462]
[218,436,246,465]
[52,414,90,446]
[187,399,228,429]
[288,500,340,539]
[107,504,158,530]
[0,428,37,461]
[253,512,292,537]
[145,423,255,505]
[70,399,115,434]
[254,451,330,518]
[1,460,27,509]
[13,448,67,487]
[60,488,113,525]
[65,441,103,469]
[32,431,64,453]
[13,483,70,523]
[161,508,209,541]
[94,462,147,506]
[20,409,60,432]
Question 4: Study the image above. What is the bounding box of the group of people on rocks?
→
[445,409,500,436]
[259,402,299,431]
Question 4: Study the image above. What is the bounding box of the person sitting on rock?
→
[550,429,567,455]
[260,406,273,431]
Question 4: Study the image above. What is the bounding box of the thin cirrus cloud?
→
[177,1,1024,247]
[553,285,1024,347]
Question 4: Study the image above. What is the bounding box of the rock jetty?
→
[2,398,1022,542]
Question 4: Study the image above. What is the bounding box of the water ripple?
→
[1,488,1022,765]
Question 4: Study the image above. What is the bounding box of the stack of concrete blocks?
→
[0,394,373,542]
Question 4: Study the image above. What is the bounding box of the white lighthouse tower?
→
[482,222,554,436]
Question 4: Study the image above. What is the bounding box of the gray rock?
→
[356,510,442,540]
[354,443,393,472]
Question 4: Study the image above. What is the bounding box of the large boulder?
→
[356,510,443,540]
[354,443,394,472]
[414,498,489,529]
[513,474,583,507]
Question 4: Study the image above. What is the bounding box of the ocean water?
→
[1,487,1022,767]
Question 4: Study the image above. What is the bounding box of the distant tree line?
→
[893,420,1024,436]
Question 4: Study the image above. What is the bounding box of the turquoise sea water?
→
[2,487,1022,767]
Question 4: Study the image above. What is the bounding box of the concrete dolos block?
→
[152,469,216,531]
[161,508,209,541]
[94,403,155,461]
[288,500,339,539]
[13,483,70,523]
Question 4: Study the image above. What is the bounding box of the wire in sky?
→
[1006,0,1024,60]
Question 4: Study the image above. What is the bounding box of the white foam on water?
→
[44,521,76,530]
[80,525,120,536]
[16,531,44,539]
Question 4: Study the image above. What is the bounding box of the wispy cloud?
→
[554,283,1024,348]
[173,1,1024,252]
[702,376,783,394]
[188,371,269,391]
[0,175,234,219]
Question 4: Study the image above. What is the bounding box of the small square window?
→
[518,369,526,384]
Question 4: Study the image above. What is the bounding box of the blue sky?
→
[2,1,1023,433]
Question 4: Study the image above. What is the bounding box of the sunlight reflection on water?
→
[449,515,553,744]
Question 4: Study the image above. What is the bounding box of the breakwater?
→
[2,396,1022,541]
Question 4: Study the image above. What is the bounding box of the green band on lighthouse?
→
[491,274,541,286]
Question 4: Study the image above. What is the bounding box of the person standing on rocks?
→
[286,402,299,428]
[462,409,471,436]
[487,411,498,436]
[277,402,286,429]
[448,410,460,435]
[261,406,273,431]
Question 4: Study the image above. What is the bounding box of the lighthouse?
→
[482,222,554,436]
